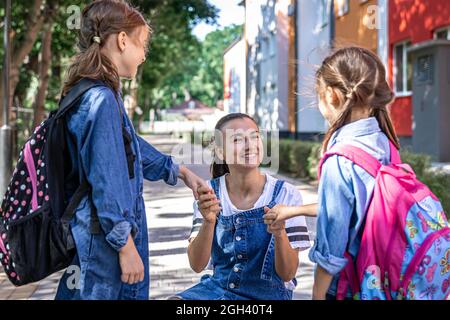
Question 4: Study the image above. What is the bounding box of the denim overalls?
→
[54,85,179,300]
[178,177,295,300]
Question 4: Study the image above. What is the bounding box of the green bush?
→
[290,141,318,178]
[278,140,295,174]
[400,149,431,177]
[420,171,450,217]
[307,143,323,180]
[400,149,450,218]
[276,139,321,179]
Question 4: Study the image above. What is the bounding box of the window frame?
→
[434,26,450,40]
[336,0,350,17]
[393,40,413,97]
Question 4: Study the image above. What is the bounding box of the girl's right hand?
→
[197,186,221,224]
[118,235,145,285]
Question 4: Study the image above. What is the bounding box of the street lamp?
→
[0,0,12,198]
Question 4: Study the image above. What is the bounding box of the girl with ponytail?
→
[55,0,206,300]
[263,47,401,299]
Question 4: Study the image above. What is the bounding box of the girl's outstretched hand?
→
[263,203,318,225]
[263,204,290,226]
[178,165,208,200]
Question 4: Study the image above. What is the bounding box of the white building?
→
[245,0,294,135]
[295,0,330,138]
[223,37,247,114]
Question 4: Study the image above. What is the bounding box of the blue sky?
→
[192,0,245,40]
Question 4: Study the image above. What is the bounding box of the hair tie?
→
[346,86,358,99]
[92,36,101,44]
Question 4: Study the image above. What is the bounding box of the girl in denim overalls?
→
[54,1,206,300]
[263,47,402,300]
[174,113,311,300]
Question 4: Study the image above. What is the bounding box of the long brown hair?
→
[211,113,258,179]
[62,0,149,96]
[316,46,400,152]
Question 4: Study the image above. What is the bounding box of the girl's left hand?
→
[178,165,208,200]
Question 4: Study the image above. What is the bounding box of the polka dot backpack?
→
[0,79,107,286]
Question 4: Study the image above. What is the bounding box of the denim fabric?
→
[178,178,296,300]
[55,85,179,300]
[308,117,391,297]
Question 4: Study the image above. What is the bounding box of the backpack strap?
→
[318,140,400,179]
[210,177,221,199]
[388,140,401,164]
[336,253,360,300]
[56,79,105,119]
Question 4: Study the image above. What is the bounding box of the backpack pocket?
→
[399,227,450,300]
[7,203,75,285]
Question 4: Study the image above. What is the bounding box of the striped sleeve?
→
[278,183,311,250]
[189,200,204,241]
[285,220,311,249]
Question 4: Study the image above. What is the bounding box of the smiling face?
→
[215,117,264,171]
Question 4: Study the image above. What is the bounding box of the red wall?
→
[388,0,450,136]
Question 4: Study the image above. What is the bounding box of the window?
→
[434,26,450,40]
[336,0,349,17]
[393,41,412,95]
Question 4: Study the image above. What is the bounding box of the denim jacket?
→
[65,85,179,252]
[308,117,392,296]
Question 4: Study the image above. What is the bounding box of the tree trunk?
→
[33,21,53,128]
[10,0,45,93]
[0,0,44,129]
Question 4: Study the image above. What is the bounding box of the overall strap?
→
[269,180,285,204]
[210,177,221,199]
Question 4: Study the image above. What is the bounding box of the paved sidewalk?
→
[0,136,318,300]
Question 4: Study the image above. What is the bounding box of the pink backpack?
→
[318,142,450,300]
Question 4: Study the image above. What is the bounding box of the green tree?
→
[189,24,243,107]
[2,0,219,142]
[137,23,243,128]
[131,0,218,124]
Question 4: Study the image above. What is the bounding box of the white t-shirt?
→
[189,173,311,250]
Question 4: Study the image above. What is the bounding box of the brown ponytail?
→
[62,0,150,96]
[316,46,400,153]
[210,113,258,179]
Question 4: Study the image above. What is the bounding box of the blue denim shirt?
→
[65,85,179,252]
[308,117,391,296]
